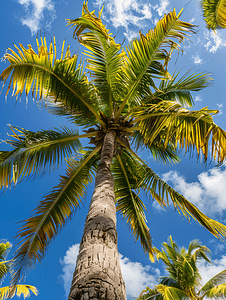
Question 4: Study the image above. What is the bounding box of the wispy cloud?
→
[59,244,79,297]
[162,168,226,215]
[93,0,160,40]
[17,0,56,35]
[156,0,170,17]
[59,243,159,299]
[194,95,203,102]
[204,30,226,53]
[198,254,226,286]
[192,54,203,64]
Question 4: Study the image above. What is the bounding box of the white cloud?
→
[94,0,155,40]
[192,54,203,64]
[59,244,79,297]
[162,168,226,215]
[156,0,170,17]
[59,243,159,299]
[119,254,160,298]
[198,254,226,286]
[194,95,203,102]
[17,0,56,35]
[204,30,226,53]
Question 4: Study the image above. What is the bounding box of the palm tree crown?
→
[138,236,226,300]
[1,2,226,297]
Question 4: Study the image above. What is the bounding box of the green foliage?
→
[0,242,37,300]
[1,1,226,289]
[138,237,226,300]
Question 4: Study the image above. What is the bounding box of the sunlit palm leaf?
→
[203,282,226,298]
[132,101,226,165]
[199,269,226,296]
[0,125,89,189]
[112,151,154,260]
[0,37,100,125]
[0,284,37,300]
[115,9,197,118]
[154,70,212,107]
[132,131,180,165]
[67,2,126,115]
[202,0,226,29]
[156,285,186,300]
[11,147,100,286]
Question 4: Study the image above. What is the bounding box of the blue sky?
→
[1,0,226,299]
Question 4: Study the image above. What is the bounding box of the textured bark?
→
[68,131,126,300]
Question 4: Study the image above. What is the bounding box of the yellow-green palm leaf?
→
[0,285,37,300]
[67,2,126,115]
[132,101,226,165]
[112,151,154,261]
[1,37,100,125]
[11,147,100,287]
[115,9,197,118]
[156,285,187,300]
[202,0,226,29]
[0,125,87,189]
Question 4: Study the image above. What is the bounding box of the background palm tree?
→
[202,0,226,29]
[137,236,226,300]
[1,3,226,299]
[0,242,37,300]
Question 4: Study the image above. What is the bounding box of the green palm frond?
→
[202,0,226,29]
[112,151,154,261]
[0,37,100,125]
[0,125,88,189]
[132,131,180,165]
[154,70,212,107]
[202,282,226,298]
[0,284,37,300]
[136,163,226,241]
[132,101,226,165]
[11,147,100,287]
[115,9,197,118]
[0,243,11,261]
[67,2,126,115]
[137,287,162,299]
[156,285,187,300]
[199,269,226,296]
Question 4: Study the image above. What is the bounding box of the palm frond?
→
[132,131,180,165]
[202,282,226,298]
[132,101,226,165]
[0,125,87,189]
[156,285,187,300]
[112,151,154,261]
[199,269,226,295]
[115,9,197,118]
[0,284,37,300]
[154,70,212,107]
[202,0,226,29]
[67,2,126,115]
[10,147,100,287]
[0,37,100,125]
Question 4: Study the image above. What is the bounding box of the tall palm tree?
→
[202,0,226,29]
[1,3,226,299]
[0,242,37,299]
[138,236,226,300]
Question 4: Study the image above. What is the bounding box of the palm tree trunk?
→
[68,130,126,300]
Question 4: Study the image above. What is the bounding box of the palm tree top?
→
[1,1,226,289]
[138,236,226,300]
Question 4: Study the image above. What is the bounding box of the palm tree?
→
[202,0,226,30]
[137,236,226,300]
[0,241,37,299]
[1,3,226,299]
